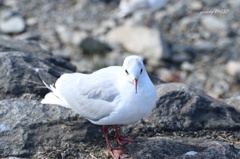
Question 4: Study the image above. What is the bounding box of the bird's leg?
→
[102,125,126,159]
[114,125,136,146]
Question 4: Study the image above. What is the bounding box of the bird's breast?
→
[113,86,156,124]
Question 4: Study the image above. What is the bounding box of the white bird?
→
[117,0,166,18]
[40,55,157,159]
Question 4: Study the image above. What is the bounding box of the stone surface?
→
[0,0,238,97]
[0,98,91,158]
[190,1,203,11]
[0,11,26,34]
[201,15,229,37]
[106,24,170,66]
[1,83,240,158]
[194,40,215,52]
[0,38,239,158]
[125,136,240,159]
[181,61,195,72]
[224,96,240,113]
[125,83,240,132]
[117,0,166,18]
[179,16,200,32]
[0,39,49,57]
[55,25,89,46]
[79,36,112,56]
[0,0,240,158]
[226,61,240,80]
[55,25,74,45]
[168,2,187,19]
[153,83,240,131]
[0,40,76,99]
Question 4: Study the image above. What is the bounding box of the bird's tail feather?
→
[41,92,66,106]
[36,69,70,108]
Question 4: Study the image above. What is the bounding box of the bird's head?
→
[123,55,146,94]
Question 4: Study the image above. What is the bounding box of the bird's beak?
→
[133,78,138,94]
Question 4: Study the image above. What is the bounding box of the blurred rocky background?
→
[0,0,240,98]
[0,0,240,158]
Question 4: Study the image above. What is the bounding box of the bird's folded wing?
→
[54,67,121,121]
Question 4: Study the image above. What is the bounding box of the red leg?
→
[102,125,126,159]
[114,125,136,146]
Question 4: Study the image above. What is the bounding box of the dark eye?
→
[125,69,129,75]
[140,69,143,74]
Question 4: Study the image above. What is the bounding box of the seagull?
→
[40,55,157,159]
[117,0,166,18]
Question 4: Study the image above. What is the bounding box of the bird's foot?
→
[115,136,136,146]
[110,147,127,159]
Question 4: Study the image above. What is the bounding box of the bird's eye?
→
[125,70,129,75]
[140,69,143,74]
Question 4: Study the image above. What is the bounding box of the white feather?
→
[41,92,68,107]
[41,56,157,125]
[41,81,69,108]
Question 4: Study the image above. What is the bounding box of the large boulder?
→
[105,24,170,67]
[125,83,240,133]
[1,83,240,158]
[125,136,240,159]
[201,15,230,37]
[154,83,240,131]
[0,10,26,34]
[0,39,76,98]
[223,96,240,113]
[0,98,96,158]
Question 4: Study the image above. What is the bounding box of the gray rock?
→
[194,40,215,52]
[201,0,224,7]
[15,33,41,41]
[92,19,117,36]
[0,11,26,34]
[2,0,18,7]
[201,15,229,37]
[2,158,26,159]
[179,16,200,32]
[181,62,195,72]
[224,96,240,113]
[116,0,166,19]
[0,35,11,40]
[171,44,196,63]
[0,98,93,158]
[26,17,38,26]
[190,1,203,11]
[156,68,173,82]
[126,83,240,132]
[55,25,89,46]
[0,40,76,98]
[0,0,240,158]
[72,31,88,46]
[0,39,49,57]
[168,2,187,19]
[1,84,240,158]
[78,21,99,32]
[154,83,240,130]
[126,136,240,159]
[226,61,240,80]
[217,38,233,49]
[106,24,170,66]
[55,25,72,44]
[79,36,112,56]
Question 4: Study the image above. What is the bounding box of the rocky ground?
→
[0,0,240,159]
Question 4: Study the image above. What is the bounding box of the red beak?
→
[133,78,138,94]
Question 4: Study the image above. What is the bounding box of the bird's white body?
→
[41,56,157,126]
[93,66,156,125]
